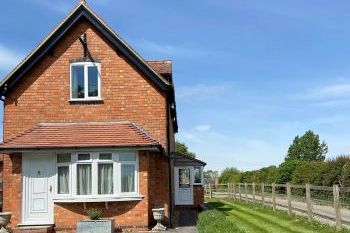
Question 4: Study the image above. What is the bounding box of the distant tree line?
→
[218,130,350,187]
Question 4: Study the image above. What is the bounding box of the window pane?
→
[194,167,202,184]
[121,164,135,192]
[119,153,136,162]
[57,153,71,163]
[58,166,69,194]
[77,164,92,195]
[99,153,112,160]
[71,65,84,98]
[179,168,190,188]
[98,164,113,195]
[88,66,98,97]
[78,154,90,161]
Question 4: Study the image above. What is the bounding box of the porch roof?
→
[172,152,206,166]
[0,121,161,151]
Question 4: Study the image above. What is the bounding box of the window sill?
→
[69,98,103,102]
[53,195,144,203]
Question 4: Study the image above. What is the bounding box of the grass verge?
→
[206,198,350,233]
[197,208,245,233]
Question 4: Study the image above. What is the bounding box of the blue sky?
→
[2,1,350,171]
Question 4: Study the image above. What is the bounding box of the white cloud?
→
[134,39,228,59]
[0,44,24,73]
[314,115,349,125]
[291,82,350,108]
[177,83,232,99]
[309,83,350,99]
[293,83,350,101]
[195,124,212,132]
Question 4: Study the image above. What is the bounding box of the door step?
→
[13,225,54,233]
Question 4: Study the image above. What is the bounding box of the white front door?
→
[175,167,193,205]
[22,153,54,225]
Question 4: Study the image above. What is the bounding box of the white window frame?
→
[55,153,72,197]
[193,166,204,185]
[54,151,139,200]
[70,62,101,101]
[119,152,139,196]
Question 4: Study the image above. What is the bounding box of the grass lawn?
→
[205,198,350,233]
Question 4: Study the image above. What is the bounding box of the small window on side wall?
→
[71,62,101,100]
[194,167,203,185]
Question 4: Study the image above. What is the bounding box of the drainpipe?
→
[166,92,173,227]
[0,84,8,142]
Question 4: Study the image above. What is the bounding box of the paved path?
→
[214,192,350,227]
[167,209,198,233]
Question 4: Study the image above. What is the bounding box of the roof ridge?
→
[39,121,132,126]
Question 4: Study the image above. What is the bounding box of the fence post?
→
[305,184,313,221]
[233,183,236,200]
[239,183,242,201]
[245,183,248,202]
[261,183,265,205]
[333,184,341,230]
[287,183,292,215]
[227,183,230,197]
[209,183,212,199]
[252,183,256,204]
[272,183,276,211]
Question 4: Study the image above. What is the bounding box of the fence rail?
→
[205,183,350,230]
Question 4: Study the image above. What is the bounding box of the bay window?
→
[55,151,138,199]
[70,62,101,100]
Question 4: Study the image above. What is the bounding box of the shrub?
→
[86,208,103,220]
[197,209,244,233]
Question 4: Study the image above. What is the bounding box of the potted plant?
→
[77,208,114,233]
[151,208,166,231]
[0,212,11,233]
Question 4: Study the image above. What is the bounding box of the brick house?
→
[0,1,205,232]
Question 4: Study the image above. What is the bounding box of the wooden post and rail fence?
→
[205,182,350,231]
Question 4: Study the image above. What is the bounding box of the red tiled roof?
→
[0,122,160,150]
[147,60,172,75]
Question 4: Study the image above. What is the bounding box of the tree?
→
[219,167,241,184]
[204,170,219,185]
[285,130,328,162]
[276,160,302,184]
[175,141,196,158]
[291,161,328,185]
[324,155,350,187]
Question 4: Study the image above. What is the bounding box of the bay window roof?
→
[0,122,160,151]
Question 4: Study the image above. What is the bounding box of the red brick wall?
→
[2,153,22,228]
[193,185,204,207]
[4,18,167,148]
[148,152,170,225]
[2,18,171,231]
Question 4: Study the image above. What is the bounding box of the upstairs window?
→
[70,62,101,100]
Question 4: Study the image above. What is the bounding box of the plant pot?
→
[152,208,166,231]
[0,212,11,233]
[77,219,114,233]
